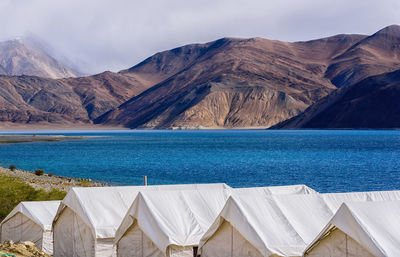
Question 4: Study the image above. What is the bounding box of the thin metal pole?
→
[143,175,147,186]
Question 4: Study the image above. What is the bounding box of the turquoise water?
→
[0,130,399,193]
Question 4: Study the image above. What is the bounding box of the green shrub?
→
[78,179,94,187]
[44,189,67,200]
[34,169,44,176]
[34,188,67,201]
[0,175,36,220]
[9,165,16,171]
[0,175,66,221]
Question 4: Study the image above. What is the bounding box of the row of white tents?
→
[199,190,400,257]
[1,183,399,257]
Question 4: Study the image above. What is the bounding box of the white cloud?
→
[1,0,399,74]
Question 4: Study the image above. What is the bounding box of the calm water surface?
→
[0,129,399,193]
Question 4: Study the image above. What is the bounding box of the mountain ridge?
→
[96,34,376,128]
[0,25,400,128]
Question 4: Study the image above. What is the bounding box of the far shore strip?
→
[0,134,98,144]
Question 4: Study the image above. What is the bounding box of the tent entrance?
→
[201,220,263,257]
[305,228,375,257]
[53,207,95,257]
[0,213,42,250]
[117,222,164,257]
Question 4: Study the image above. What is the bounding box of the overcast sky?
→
[1,0,399,74]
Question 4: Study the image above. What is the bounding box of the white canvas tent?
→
[199,190,400,257]
[52,183,230,257]
[114,184,317,257]
[304,201,400,257]
[115,189,230,257]
[0,200,61,254]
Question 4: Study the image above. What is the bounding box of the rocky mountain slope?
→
[97,25,400,129]
[96,36,361,128]
[0,71,152,125]
[272,69,400,129]
[0,75,89,124]
[0,39,80,79]
[0,25,400,128]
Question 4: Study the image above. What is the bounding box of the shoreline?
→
[0,123,128,131]
[0,166,106,192]
[0,135,97,144]
[1,125,399,132]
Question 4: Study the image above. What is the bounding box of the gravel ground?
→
[0,167,105,191]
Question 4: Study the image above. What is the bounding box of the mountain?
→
[96,25,400,129]
[0,39,80,79]
[0,25,400,128]
[272,69,400,129]
[96,33,375,128]
[0,71,152,125]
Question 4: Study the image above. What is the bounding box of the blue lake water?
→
[0,129,399,193]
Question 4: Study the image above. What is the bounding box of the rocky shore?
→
[0,166,105,191]
[0,241,50,257]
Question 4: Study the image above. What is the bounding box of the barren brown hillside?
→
[95,35,369,128]
[272,69,400,129]
[1,25,400,128]
[0,72,151,124]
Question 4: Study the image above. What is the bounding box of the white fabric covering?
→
[0,200,60,254]
[42,231,53,254]
[53,184,229,257]
[233,184,317,196]
[305,201,400,257]
[115,184,317,257]
[53,206,95,257]
[96,238,115,257]
[199,190,400,257]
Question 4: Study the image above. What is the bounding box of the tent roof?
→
[115,189,230,254]
[232,184,317,195]
[305,201,400,257]
[114,184,317,254]
[1,201,61,231]
[320,190,400,211]
[199,190,400,257]
[53,183,230,239]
